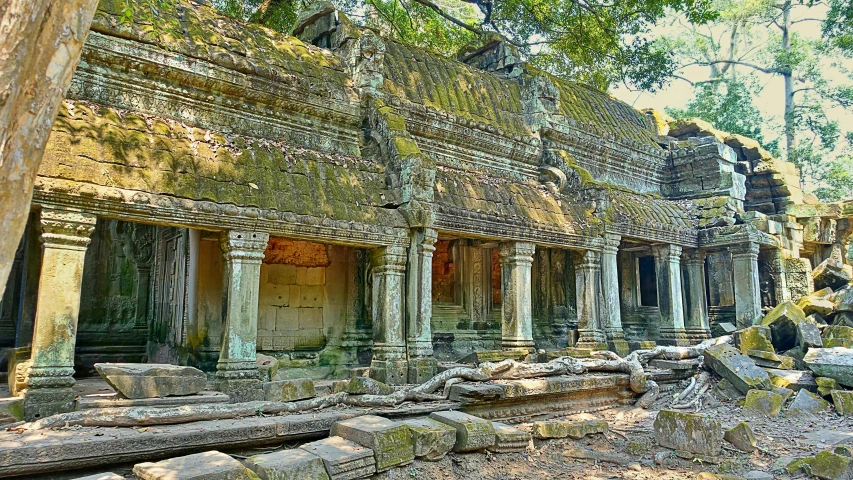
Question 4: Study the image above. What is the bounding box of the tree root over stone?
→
[23,337,730,430]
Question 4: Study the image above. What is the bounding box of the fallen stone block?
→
[744,471,773,480]
[787,389,831,418]
[653,410,723,456]
[489,422,530,453]
[825,339,853,348]
[330,415,413,472]
[798,294,836,317]
[760,302,808,351]
[263,378,316,402]
[836,445,853,457]
[810,313,829,326]
[825,326,853,342]
[743,389,784,417]
[814,258,851,291]
[429,411,495,452]
[70,474,125,480]
[799,322,824,350]
[299,436,376,480]
[748,350,793,369]
[724,422,757,452]
[835,313,853,328]
[531,419,608,439]
[95,363,207,399]
[133,451,259,480]
[674,450,724,464]
[809,449,853,480]
[713,378,746,401]
[819,377,842,397]
[804,347,853,387]
[245,449,329,480]
[765,369,817,392]
[256,354,279,383]
[345,377,395,396]
[736,326,775,354]
[772,385,794,402]
[832,390,853,415]
[400,418,455,461]
[704,343,773,394]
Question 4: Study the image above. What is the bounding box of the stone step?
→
[330,415,414,472]
[299,436,376,480]
[133,450,257,480]
[245,448,330,480]
[429,411,495,452]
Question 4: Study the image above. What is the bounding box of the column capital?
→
[371,245,407,272]
[683,249,705,264]
[603,233,621,251]
[576,249,601,270]
[220,231,269,262]
[731,242,760,258]
[39,208,96,249]
[652,243,682,261]
[499,241,535,263]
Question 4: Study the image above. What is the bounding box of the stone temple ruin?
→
[1,0,852,451]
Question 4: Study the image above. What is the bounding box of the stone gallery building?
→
[1,0,851,416]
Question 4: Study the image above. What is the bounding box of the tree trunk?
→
[0,0,99,295]
[781,0,796,161]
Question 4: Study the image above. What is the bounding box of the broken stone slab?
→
[837,288,853,312]
[95,363,207,399]
[825,326,853,342]
[674,450,725,464]
[704,343,773,394]
[399,418,456,461]
[256,354,279,383]
[765,368,817,392]
[826,339,853,348]
[70,474,125,480]
[245,448,329,480]
[724,422,757,452]
[788,389,831,418]
[299,436,376,480]
[748,350,794,369]
[832,390,853,415]
[458,349,528,363]
[489,422,531,453]
[809,449,853,480]
[798,322,824,350]
[736,326,775,354]
[805,347,853,387]
[713,378,746,401]
[819,377,842,397]
[760,302,808,351]
[743,389,784,417]
[531,419,608,439]
[133,451,259,480]
[814,259,852,291]
[429,411,496,452]
[810,313,830,326]
[798,294,836,317]
[653,410,723,456]
[263,378,316,402]
[330,415,413,472]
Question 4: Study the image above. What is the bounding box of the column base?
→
[370,359,408,385]
[501,338,535,352]
[607,339,631,357]
[576,329,607,350]
[23,387,76,421]
[657,329,691,347]
[685,328,711,343]
[407,357,437,384]
[216,378,264,403]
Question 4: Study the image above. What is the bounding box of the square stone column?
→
[406,228,437,384]
[24,208,96,420]
[216,230,269,402]
[601,235,628,354]
[370,245,408,385]
[652,244,688,346]
[683,249,710,341]
[732,242,762,329]
[499,242,536,352]
[575,250,606,349]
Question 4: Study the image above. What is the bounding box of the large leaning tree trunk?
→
[0,0,100,294]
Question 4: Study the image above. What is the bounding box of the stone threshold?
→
[77,391,230,409]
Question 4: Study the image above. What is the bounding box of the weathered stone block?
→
[263,378,315,402]
[724,422,757,452]
[814,259,851,291]
[704,343,773,394]
[809,449,853,480]
[345,377,394,395]
[653,410,723,456]
[825,339,853,348]
[489,422,531,453]
[805,347,853,387]
[825,326,853,341]
[736,326,774,354]
[429,411,495,452]
[818,377,842,397]
[256,354,279,383]
[400,418,455,461]
[95,363,207,399]
[798,295,836,317]
[330,415,413,472]
[743,389,784,417]
[760,302,807,351]
[831,390,853,415]
[798,322,824,350]
[0,398,23,426]
[766,369,817,392]
[748,350,792,369]
[246,448,330,480]
[531,419,608,439]
[714,378,746,401]
[787,389,830,418]
[299,436,376,480]
[133,451,259,480]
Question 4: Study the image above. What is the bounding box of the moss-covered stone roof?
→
[382,41,530,135]
[93,0,350,90]
[606,189,698,238]
[41,101,400,226]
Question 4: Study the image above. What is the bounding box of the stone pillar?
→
[575,250,606,349]
[406,228,437,384]
[600,235,628,354]
[216,230,269,402]
[732,242,762,328]
[652,244,688,346]
[24,208,96,420]
[683,250,710,341]
[370,245,408,385]
[499,242,536,352]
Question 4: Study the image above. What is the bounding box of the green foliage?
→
[824,0,853,54]
[666,77,765,143]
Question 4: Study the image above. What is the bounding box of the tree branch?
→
[410,0,484,35]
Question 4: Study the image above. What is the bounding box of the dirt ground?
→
[36,380,853,480]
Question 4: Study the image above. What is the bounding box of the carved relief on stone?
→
[784,257,813,301]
